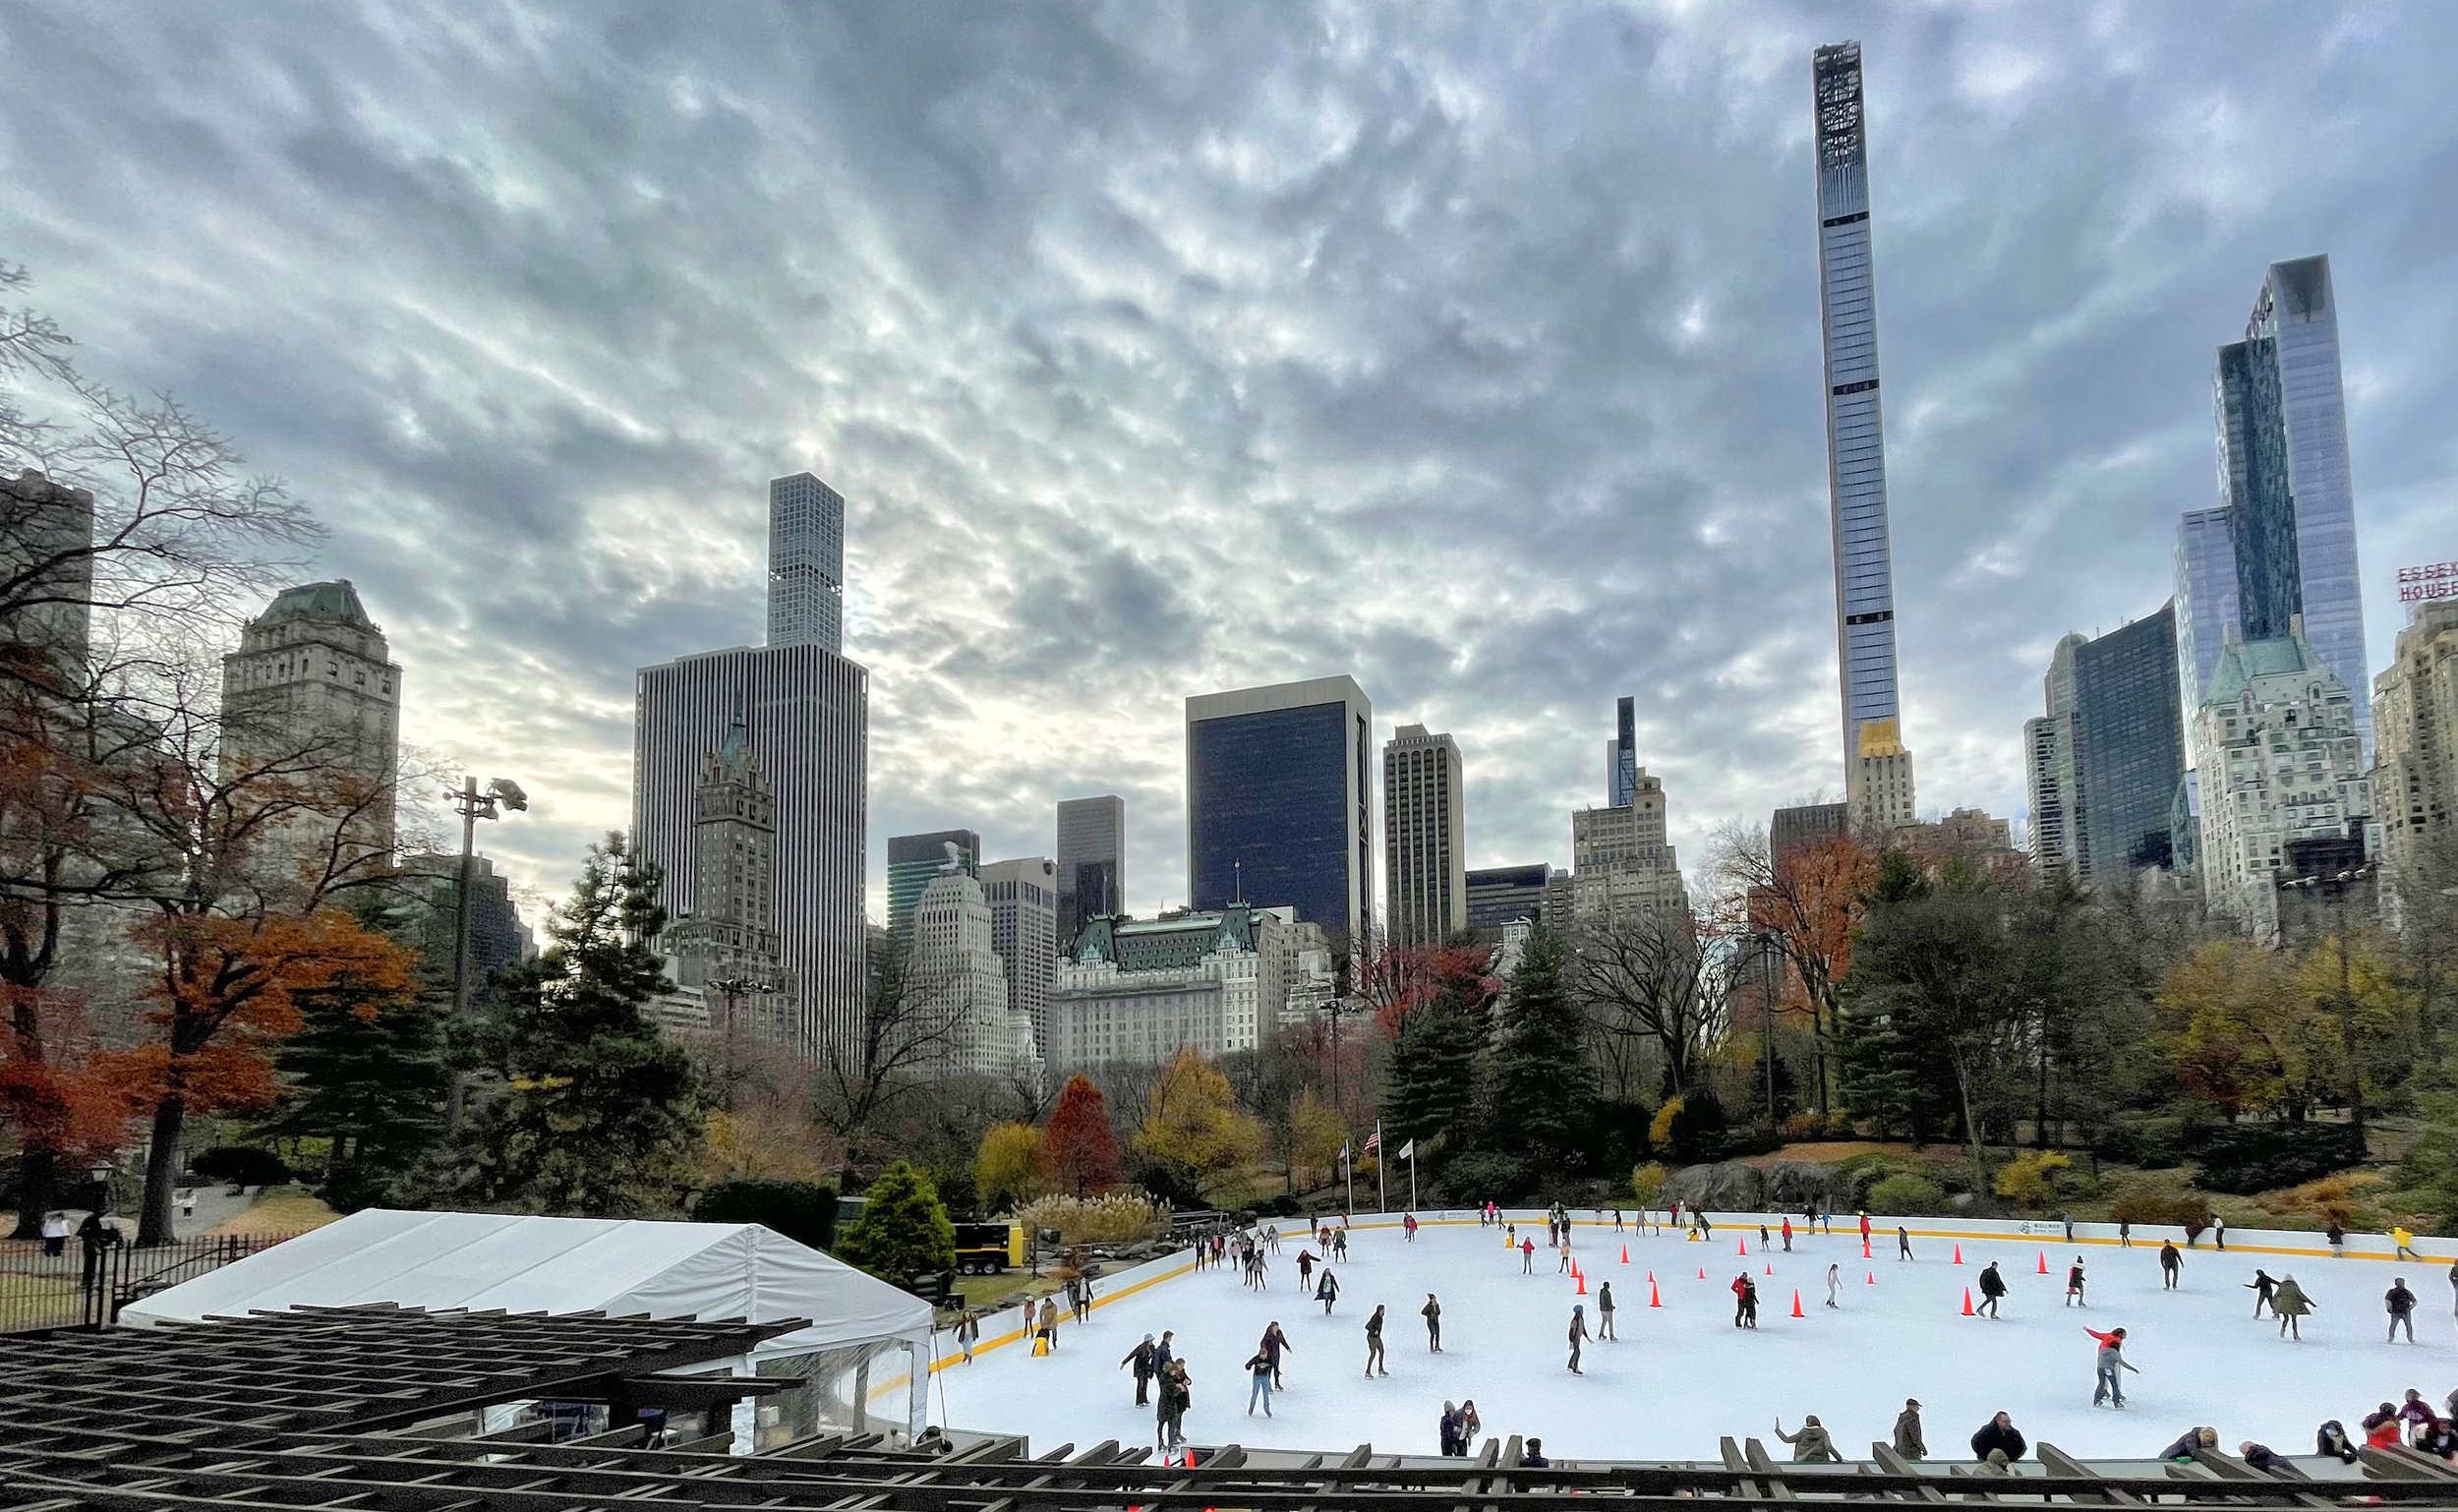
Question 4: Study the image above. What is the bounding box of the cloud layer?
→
[5,1,2454,919]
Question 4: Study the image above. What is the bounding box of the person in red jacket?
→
[1521,1236,1536,1273]
[2364,1403,2404,1449]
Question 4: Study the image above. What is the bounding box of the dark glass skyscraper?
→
[1186,675,1372,949]
[2074,604,2186,875]
[1055,794,1126,950]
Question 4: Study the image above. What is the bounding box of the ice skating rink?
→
[932,1217,2457,1460]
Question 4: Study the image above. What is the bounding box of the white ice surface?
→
[933,1218,2458,1461]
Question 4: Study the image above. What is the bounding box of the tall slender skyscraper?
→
[1382,724,1466,949]
[1054,794,1126,949]
[1811,40,1916,830]
[1186,675,1373,950]
[2172,506,2241,714]
[767,472,846,654]
[1604,695,1638,808]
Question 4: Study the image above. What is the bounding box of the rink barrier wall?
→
[885,1206,2452,1412]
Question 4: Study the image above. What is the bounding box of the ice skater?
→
[1781,1218,1793,1252]
[1521,1236,1536,1272]
[1258,1320,1292,1386]
[1364,1304,1387,1377]
[2086,1325,2139,1408]
[1404,1213,1419,1242]
[1976,1261,2007,1319]
[1825,1263,1843,1309]
[1157,1359,1192,1451]
[1317,1268,1340,1314]
[1120,1334,1157,1404]
[2246,1268,2278,1317]
[1597,1280,1616,1338]
[1898,1226,1913,1261]
[2271,1273,2312,1338]
[2394,1226,2422,1261]
[1296,1249,1317,1290]
[2119,1218,2132,1248]
[1244,1346,1275,1417]
[1423,1293,1442,1351]
[2213,1215,2227,1251]
[1566,1304,1589,1373]
[2159,1240,2183,1289]
[1557,1242,1572,1274]
[1074,1274,1095,1323]
[1732,1273,1760,1329]
[956,1308,980,1364]
[2386,1276,2419,1342]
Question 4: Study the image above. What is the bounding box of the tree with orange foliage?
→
[1040,1074,1122,1195]
[1710,820,1878,1118]
[1352,931,1497,1037]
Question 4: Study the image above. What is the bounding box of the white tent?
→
[121,1209,935,1440]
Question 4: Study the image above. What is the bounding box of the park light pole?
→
[443,775,527,1133]
[705,974,775,1114]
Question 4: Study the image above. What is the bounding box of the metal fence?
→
[0,1232,296,1333]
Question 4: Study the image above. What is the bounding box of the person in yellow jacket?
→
[2393,1226,2422,1260]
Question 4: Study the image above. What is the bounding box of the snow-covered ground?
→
[932,1217,2458,1461]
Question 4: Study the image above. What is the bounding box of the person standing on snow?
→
[1898,1226,1913,1261]
[1976,1261,2008,1319]
[1423,1293,1443,1351]
[2386,1276,2420,1343]
[2159,1240,2183,1290]
[1893,1399,1926,1460]
[1825,1263,1843,1309]
[1597,1280,1616,1339]
[1522,1236,1537,1273]
[1566,1304,1589,1374]
[2086,1326,2139,1408]
[2066,1259,2087,1308]
[1364,1304,1386,1378]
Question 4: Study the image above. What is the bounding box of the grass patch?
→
[207,1186,337,1238]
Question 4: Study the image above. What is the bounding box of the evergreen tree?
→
[256,973,445,1203]
[836,1160,958,1281]
[1484,932,1596,1171]
[1382,981,1484,1150]
[436,835,703,1215]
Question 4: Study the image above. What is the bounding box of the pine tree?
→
[437,835,703,1215]
[256,971,445,1204]
[1485,931,1596,1171]
[837,1160,958,1282]
[1382,981,1484,1150]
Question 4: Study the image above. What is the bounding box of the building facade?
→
[2373,599,2458,902]
[1465,863,1554,944]
[911,867,1036,1078]
[766,472,845,655]
[0,469,96,681]
[398,851,528,1005]
[632,642,867,1059]
[2075,604,2186,876]
[659,714,790,1038]
[2025,633,2085,878]
[1185,675,1373,950]
[219,580,402,867]
[886,829,980,942]
[1811,40,1917,831]
[1049,904,1288,1074]
[1770,802,1850,861]
[980,856,1059,1059]
[2173,506,2242,716]
[1054,794,1125,951]
[1382,724,1467,949]
[2190,621,2370,940]
[1569,765,1686,926]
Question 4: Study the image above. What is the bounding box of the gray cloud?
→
[4,0,2454,917]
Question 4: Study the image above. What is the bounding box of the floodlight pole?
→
[444,776,522,1133]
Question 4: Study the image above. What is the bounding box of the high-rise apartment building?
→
[634,468,866,1060]
[1569,767,1685,924]
[1605,696,1639,809]
[1382,724,1466,949]
[1770,802,1850,860]
[981,856,1059,1058]
[910,866,1036,1078]
[2190,620,2370,939]
[2373,599,2458,900]
[634,644,867,1057]
[660,712,790,1038]
[2024,634,2086,879]
[1185,675,1373,950]
[2029,608,2188,883]
[1054,794,1126,949]
[1,470,96,682]
[766,472,846,654]
[1811,40,1916,831]
[886,829,980,941]
[2173,507,2242,714]
[399,851,528,1005]
[219,580,402,867]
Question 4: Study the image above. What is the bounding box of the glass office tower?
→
[1186,676,1373,950]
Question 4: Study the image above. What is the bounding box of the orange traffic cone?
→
[1952,1244,1963,1265]
[1620,1245,1630,1264]
[1696,1265,1706,1280]
[1763,1262,1774,1276]
[1576,1271,1587,1295]
[1789,1290,1805,1318]
[1649,1273,1662,1308]
[1961,1286,1975,1316]
[1861,1240,1872,1259]
[1738,1239,1749,1256]
[2036,1251,2049,1275]
[1865,1271,1875,1285]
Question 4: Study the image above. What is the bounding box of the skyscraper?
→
[1054,794,1126,949]
[2024,634,2086,879]
[219,580,402,866]
[1186,675,1373,950]
[1,470,95,681]
[2372,599,2458,904]
[2172,506,2241,714]
[887,830,981,941]
[1604,695,1638,808]
[633,471,868,1059]
[2212,255,2370,756]
[1465,863,1554,943]
[980,855,1058,1057]
[1812,40,1916,831]
[661,709,789,1038]
[633,644,867,1057]
[1382,724,1467,949]
[2075,605,2186,875]
[766,472,846,654]
[910,865,1037,1078]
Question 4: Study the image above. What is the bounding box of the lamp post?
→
[705,974,774,1115]
[2279,864,2374,1136]
[443,775,527,1133]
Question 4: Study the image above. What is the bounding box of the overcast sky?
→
[5,2,2453,922]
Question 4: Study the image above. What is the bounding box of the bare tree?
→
[1707,819,1876,1118]
[809,929,963,1181]
[1568,896,1734,1100]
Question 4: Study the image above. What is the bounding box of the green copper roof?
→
[259,580,373,626]
[1070,903,1261,970]
[2206,628,2323,706]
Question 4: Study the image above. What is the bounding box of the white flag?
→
[1397,1139,1415,1160]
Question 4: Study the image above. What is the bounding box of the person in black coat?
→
[1976,1262,2008,1319]
[1970,1412,2027,1464]
[2314,1421,2359,1463]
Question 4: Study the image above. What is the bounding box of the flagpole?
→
[1408,1141,1417,1212]
[1375,1121,1386,1214]
[1343,1141,1353,1217]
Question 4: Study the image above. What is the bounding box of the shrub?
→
[1778,1112,1825,1143]
[1993,1151,2076,1209]
[1664,1090,1728,1161]
[317,1161,393,1215]
[1014,1192,1167,1247]
[693,1179,840,1252]
[2095,1115,2191,1169]
[2108,1178,2213,1234]
[2192,1121,2366,1196]
[2257,1171,2380,1227]
[192,1146,291,1188]
[1630,1161,1668,1208]
[1442,1151,1531,1203]
[1866,1173,1946,1216]
[835,1164,956,1284]
[1649,1098,1683,1152]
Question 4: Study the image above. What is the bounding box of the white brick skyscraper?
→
[1381,724,1465,949]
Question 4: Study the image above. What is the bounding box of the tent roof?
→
[120,1209,930,1352]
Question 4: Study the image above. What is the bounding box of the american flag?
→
[1363,1128,1381,1154]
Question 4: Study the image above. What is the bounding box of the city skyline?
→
[8,6,2453,914]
